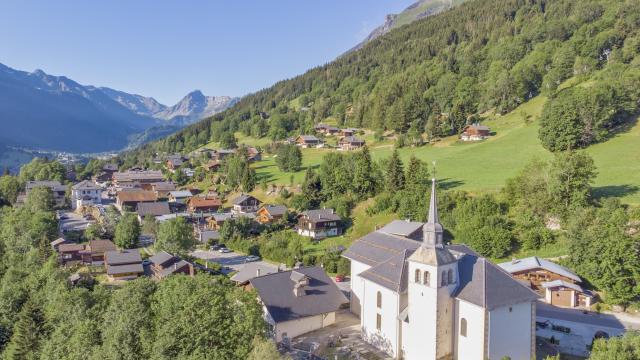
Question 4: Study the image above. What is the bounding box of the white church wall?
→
[488,301,534,360]
[404,262,440,360]
[349,260,370,316]
[361,281,400,357]
[455,299,486,360]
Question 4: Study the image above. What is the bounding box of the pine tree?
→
[353,146,376,199]
[386,150,405,192]
[405,156,430,188]
[3,301,42,360]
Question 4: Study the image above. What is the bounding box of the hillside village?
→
[2,0,640,359]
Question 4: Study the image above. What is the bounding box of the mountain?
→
[0,63,237,156]
[153,90,238,126]
[350,0,467,52]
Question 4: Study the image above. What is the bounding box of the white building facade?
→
[71,180,102,210]
[343,179,539,360]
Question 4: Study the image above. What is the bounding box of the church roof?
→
[379,220,423,238]
[359,250,410,293]
[454,249,540,310]
[407,245,457,266]
[342,231,421,267]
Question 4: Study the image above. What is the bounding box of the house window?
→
[414,269,421,283]
[376,314,381,331]
[441,271,447,286]
[376,291,382,308]
[423,271,430,286]
[447,269,453,284]
[460,318,467,337]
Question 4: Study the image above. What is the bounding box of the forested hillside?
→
[121,0,640,165]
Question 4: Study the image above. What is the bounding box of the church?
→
[343,178,539,360]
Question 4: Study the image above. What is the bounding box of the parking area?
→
[190,249,280,275]
[58,210,94,233]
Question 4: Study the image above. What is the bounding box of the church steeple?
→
[423,176,444,247]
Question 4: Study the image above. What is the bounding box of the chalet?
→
[168,190,193,204]
[116,190,157,210]
[93,164,118,184]
[256,204,287,224]
[498,256,594,308]
[296,209,342,239]
[148,251,194,279]
[231,262,279,287]
[71,180,102,209]
[205,160,222,172]
[212,149,236,161]
[460,123,490,141]
[166,155,185,171]
[187,197,222,213]
[206,212,255,230]
[249,266,348,342]
[295,135,322,148]
[136,202,171,221]
[341,128,358,137]
[57,243,85,265]
[80,239,116,265]
[338,136,365,151]
[246,147,262,162]
[112,170,164,188]
[315,124,340,135]
[25,180,67,207]
[149,182,176,198]
[104,250,144,281]
[232,194,261,214]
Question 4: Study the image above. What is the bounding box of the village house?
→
[71,180,102,210]
[232,194,261,214]
[212,149,236,161]
[50,237,69,251]
[338,136,365,151]
[206,212,256,230]
[295,135,323,148]
[205,160,222,172]
[116,190,157,210]
[341,128,358,137]
[104,249,144,281]
[249,266,348,342]
[148,251,194,279]
[147,182,176,199]
[57,243,85,265]
[460,123,490,141]
[92,163,119,184]
[165,154,186,171]
[256,204,288,224]
[342,178,539,360]
[136,202,171,221]
[25,180,67,207]
[168,190,193,204]
[315,124,340,136]
[296,209,342,239]
[187,197,222,213]
[112,170,165,188]
[246,147,262,162]
[79,239,116,265]
[498,256,595,308]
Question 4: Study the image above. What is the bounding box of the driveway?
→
[190,249,281,275]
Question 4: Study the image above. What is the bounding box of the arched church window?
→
[376,291,382,308]
[447,269,453,284]
[460,318,467,337]
[441,271,447,286]
[423,271,430,286]
[414,269,421,283]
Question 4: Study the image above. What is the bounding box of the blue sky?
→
[0,1,415,105]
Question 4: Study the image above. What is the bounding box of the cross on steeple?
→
[423,162,444,248]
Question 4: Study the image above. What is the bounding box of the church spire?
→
[423,168,444,247]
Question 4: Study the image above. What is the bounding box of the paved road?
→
[190,249,281,275]
[537,302,639,330]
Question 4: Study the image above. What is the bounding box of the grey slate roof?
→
[72,180,101,190]
[298,135,321,142]
[149,251,175,267]
[158,260,191,277]
[107,263,144,275]
[498,256,581,283]
[453,248,540,310]
[233,194,259,205]
[379,220,423,237]
[105,249,142,266]
[359,250,410,293]
[261,204,287,217]
[249,266,348,323]
[342,230,421,267]
[136,202,171,217]
[230,263,279,284]
[169,190,193,198]
[300,209,341,223]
